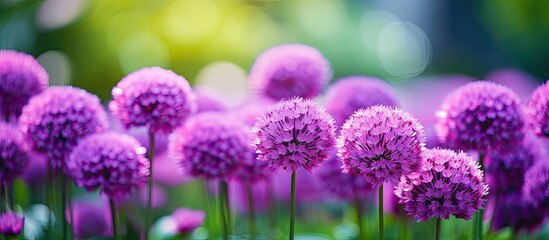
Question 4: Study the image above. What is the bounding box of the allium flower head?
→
[527,81,549,137]
[249,44,331,100]
[0,123,29,184]
[170,113,254,179]
[337,105,425,187]
[19,86,108,169]
[0,50,48,120]
[316,155,374,200]
[395,148,488,221]
[436,81,524,153]
[169,208,205,235]
[0,212,24,236]
[524,161,549,208]
[489,191,546,233]
[252,97,336,172]
[325,76,398,126]
[67,132,150,201]
[109,67,195,133]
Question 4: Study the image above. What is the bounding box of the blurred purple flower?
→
[194,88,226,113]
[170,113,253,179]
[316,155,375,201]
[109,114,170,155]
[488,191,546,233]
[109,67,195,133]
[325,76,398,126]
[337,105,425,187]
[395,148,488,221]
[229,181,269,213]
[0,50,48,121]
[382,183,407,218]
[527,81,549,137]
[170,208,205,235]
[68,197,112,239]
[67,132,150,201]
[152,152,191,186]
[486,68,538,101]
[19,86,108,170]
[524,161,549,209]
[0,212,24,237]
[0,123,29,184]
[252,97,336,172]
[249,44,331,100]
[436,81,524,153]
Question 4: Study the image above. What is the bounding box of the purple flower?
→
[19,86,108,170]
[486,68,538,101]
[109,67,196,133]
[395,148,488,221]
[194,89,226,113]
[0,50,48,121]
[316,155,375,200]
[252,97,336,172]
[0,212,24,237]
[436,81,524,153]
[249,44,331,100]
[488,191,546,233]
[485,134,539,194]
[325,76,398,126]
[527,81,549,137]
[67,132,150,201]
[68,197,112,239]
[524,161,549,208]
[170,113,254,179]
[0,123,29,184]
[169,208,205,235]
[337,105,425,187]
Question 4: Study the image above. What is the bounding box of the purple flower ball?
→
[0,212,24,237]
[316,155,375,200]
[395,148,489,221]
[0,50,48,121]
[489,191,546,233]
[109,67,196,133]
[252,97,336,172]
[325,76,398,126]
[337,105,425,187]
[527,81,549,137]
[19,86,109,170]
[436,81,524,153]
[67,132,150,201]
[170,113,254,179]
[524,161,549,208]
[249,44,331,100]
[169,208,205,235]
[0,123,29,184]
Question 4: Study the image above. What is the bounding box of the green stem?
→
[246,184,256,239]
[145,129,155,240]
[354,198,364,240]
[60,171,67,240]
[219,181,228,240]
[435,218,441,240]
[110,198,119,240]
[399,218,407,240]
[221,180,231,236]
[378,185,384,240]
[202,181,216,236]
[289,170,296,240]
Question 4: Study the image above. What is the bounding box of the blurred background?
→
[1,0,548,103]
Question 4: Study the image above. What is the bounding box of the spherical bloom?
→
[169,208,205,235]
[489,191,546,233]
[0,123,29,184]
[170,113,254,179]
[337,105,425,187]
[109,67,195,133]
[0,50,48,120]
[67,132,150,201]
[436,81,524,153]
[316,155,374,200]
[395,148,489,221]
[0,212,24,236]
[249,44,331,100]
[527,81,549,137]
[485,135,539,194]
[524,161,549,208]
[325,76,398,126]
[19,86,108,169]
[252,97,336,172]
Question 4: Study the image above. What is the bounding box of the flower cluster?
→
[0,212,24,237]
[527,81,549,137]
[19,86,108,169]
[0,123,29,184]
[523,162,549,208]
[395,148,488,221]
[436,81,523,153]
[249,44,331,100]
[252,97,336,172]
[337,105,425,187]
[109,67,195,133]
[67,132,150,201]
